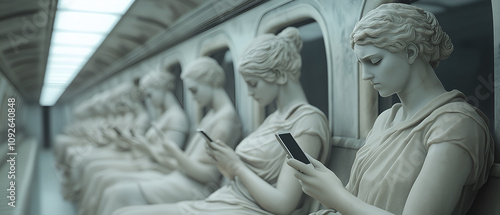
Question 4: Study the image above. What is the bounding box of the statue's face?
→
[242,74,278,107]
[354,44,411,98]
[185,79,213,107]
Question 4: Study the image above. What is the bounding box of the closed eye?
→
[371,58,382,65]
[246,81,257,88]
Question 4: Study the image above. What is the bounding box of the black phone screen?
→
[197,129,213,142]
[277,133,310,164]
[113,127,122,136]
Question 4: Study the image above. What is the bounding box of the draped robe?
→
[114,103,330,215]
[315,90,494,215]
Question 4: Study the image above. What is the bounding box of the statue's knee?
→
[89,172,106,185]
[104,183,130,200]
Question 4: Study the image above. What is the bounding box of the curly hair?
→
[140,69,176,91]
[238,27,303,83]
[181,57,225,88]
[350,3,453,68]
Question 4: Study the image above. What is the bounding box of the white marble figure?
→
[54,90,113,164]
[287,3,495,215]
[53,95,99,168]
[61,82,147,200]
[78,57,243,215]
[75,70,191,214]
[112,27,331,215]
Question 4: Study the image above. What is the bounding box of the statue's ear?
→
[275,73,288,85]
[406,43,419,64]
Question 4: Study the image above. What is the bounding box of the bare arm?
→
[169,144,219,184]
[402,142,472,214]
[288,142,472,215]
[168,123,232,184]
[161,130,187,148]
[210,133,322,215]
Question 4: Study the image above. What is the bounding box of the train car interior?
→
[0,0,498,214]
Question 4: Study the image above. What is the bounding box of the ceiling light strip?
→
[40,0,135,106]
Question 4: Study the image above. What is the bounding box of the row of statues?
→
[53,3,494,215]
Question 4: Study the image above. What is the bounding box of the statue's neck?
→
[275,81,308,117]
[209,88,231,113]
[397,64,446,122]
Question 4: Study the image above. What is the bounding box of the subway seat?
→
[0,136,38,215]
[467,163,500,214]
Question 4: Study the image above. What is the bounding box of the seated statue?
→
[75,70,191,211]
[60,82,149,200]
[78,57,242,215]
[54,94,109,197]
[287,3,494,215]
[113,27,331,215]
[53,95,98,170]
[56,90,126,199]
[54,90,115,165]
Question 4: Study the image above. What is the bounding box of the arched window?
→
[167,62,184,108]
[207,47,236,105]
[265,20,328,118]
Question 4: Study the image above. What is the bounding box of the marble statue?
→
[54,96,97,168]
[112,27,331,215]
[74,70,191,209]
[287,3,494,215]
[54,91,112,164]
[59,82,145,200]
[78,57,242,215]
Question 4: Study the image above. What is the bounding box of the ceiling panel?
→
[0,0,488,104]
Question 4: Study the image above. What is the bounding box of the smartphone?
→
[197,129,213,143]
[112,127,122,136]
[275,131,310,164]
[129,128,135,137]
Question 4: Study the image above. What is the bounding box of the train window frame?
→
[195,32,238,121]
[255,2,338,136]
[198,31,237,105]
[264,20,329,119]
[204,48,236,106]
[138,55,185,122]
[164,62,184,109]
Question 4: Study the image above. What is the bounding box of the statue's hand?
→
[144,129,157,142]
[89,131,106,146]
[133,133,150,145]
[287,154,343,206]
[157,156,178,170]
[161,139,181,157]
[206,140,244,180]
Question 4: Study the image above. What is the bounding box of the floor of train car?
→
[31,148,76,215]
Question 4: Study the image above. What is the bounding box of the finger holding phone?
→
[113,127,136,150]
[275,132,313,165]
[100,125,115,139]
[198,129,225,156]
[152,123,182,156]
[96,123,110,139]
[198,129,243,180]
[282,132,344,207]
[198,129,216,151]
[114,126,141,144]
